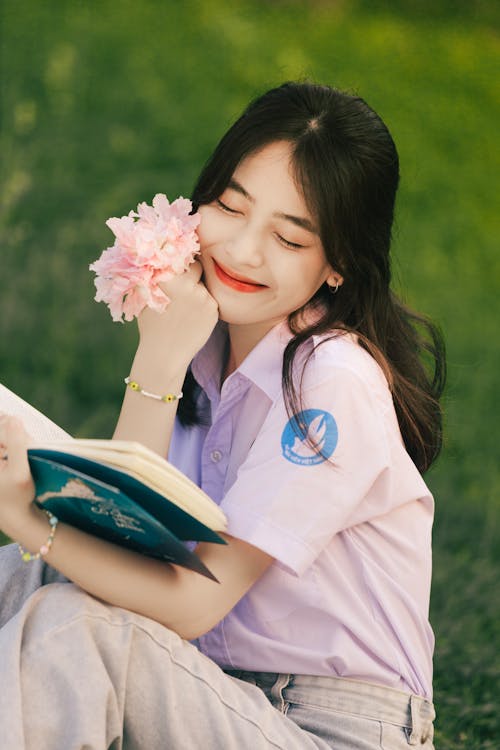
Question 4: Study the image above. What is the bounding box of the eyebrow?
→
[226,178,318,234]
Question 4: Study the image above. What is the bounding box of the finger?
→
[0,416,30,472]
[0,412,13,446]
[0,414,25,432]
[0,414,7,458]
[185,259,204,283]
[158,260,204,296]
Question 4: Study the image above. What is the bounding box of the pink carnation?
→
[89,193,201,322]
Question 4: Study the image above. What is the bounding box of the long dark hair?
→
[178,81,446,474]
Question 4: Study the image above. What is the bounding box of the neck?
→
[222,318,285,381]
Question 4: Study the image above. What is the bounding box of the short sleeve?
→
[220,363,394,576]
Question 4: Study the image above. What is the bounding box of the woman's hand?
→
[136,260,219,371]
[113,260,219,455]
[0,414,35,524]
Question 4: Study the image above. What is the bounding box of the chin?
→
[216,308,257,326]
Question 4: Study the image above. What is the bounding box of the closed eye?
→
[216,199,241,215]
[276,234,304,250]
[216,199,304,248]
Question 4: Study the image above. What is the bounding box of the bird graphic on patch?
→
[291,414,328,458]
[281,409,338,466]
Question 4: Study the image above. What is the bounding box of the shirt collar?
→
[191,319,296,403]
[238,320,295,400]
[190,322,228,404]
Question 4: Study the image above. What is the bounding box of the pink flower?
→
[89,194,201,322]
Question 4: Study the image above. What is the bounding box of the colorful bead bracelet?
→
[124,376,183,403]
[18,510,59,562]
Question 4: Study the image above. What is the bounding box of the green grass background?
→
[0,1,498,746]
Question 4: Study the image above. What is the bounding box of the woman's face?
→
[198,141,340,336]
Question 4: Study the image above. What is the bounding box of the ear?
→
[326,271,344,289]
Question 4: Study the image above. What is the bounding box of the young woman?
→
[0,81,445,748]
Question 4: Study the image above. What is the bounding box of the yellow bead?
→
[22,552,32,562]
[130,381,140,391]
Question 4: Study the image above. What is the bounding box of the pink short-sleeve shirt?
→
[168,320,435,699]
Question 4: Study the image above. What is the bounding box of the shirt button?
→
[210,449,223,463]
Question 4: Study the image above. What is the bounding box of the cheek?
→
[279,262,328,303]
[197,206,230,248]
[275,258,320,289]
[196,207,212,247]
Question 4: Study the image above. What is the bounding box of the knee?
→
[20,583,183,655]
[23,583,111,628]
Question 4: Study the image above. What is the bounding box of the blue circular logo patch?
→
[281,409,338,466]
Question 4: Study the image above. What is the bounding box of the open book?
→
[0,384,227,580]
[0,383,71,441]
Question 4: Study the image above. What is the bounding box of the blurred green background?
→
[0,1,498,746]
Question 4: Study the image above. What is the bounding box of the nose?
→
[226,221,264,269]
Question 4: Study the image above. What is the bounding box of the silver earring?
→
[328,280,340,294]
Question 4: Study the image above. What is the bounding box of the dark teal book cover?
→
[28,449,226,581]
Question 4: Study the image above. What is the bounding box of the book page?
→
[0,383,71,441]
[37,438,227,531]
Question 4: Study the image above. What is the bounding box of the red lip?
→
[213,260,267,293]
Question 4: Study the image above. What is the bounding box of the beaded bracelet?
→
[124,376,183,403]
[18,510,59,562]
